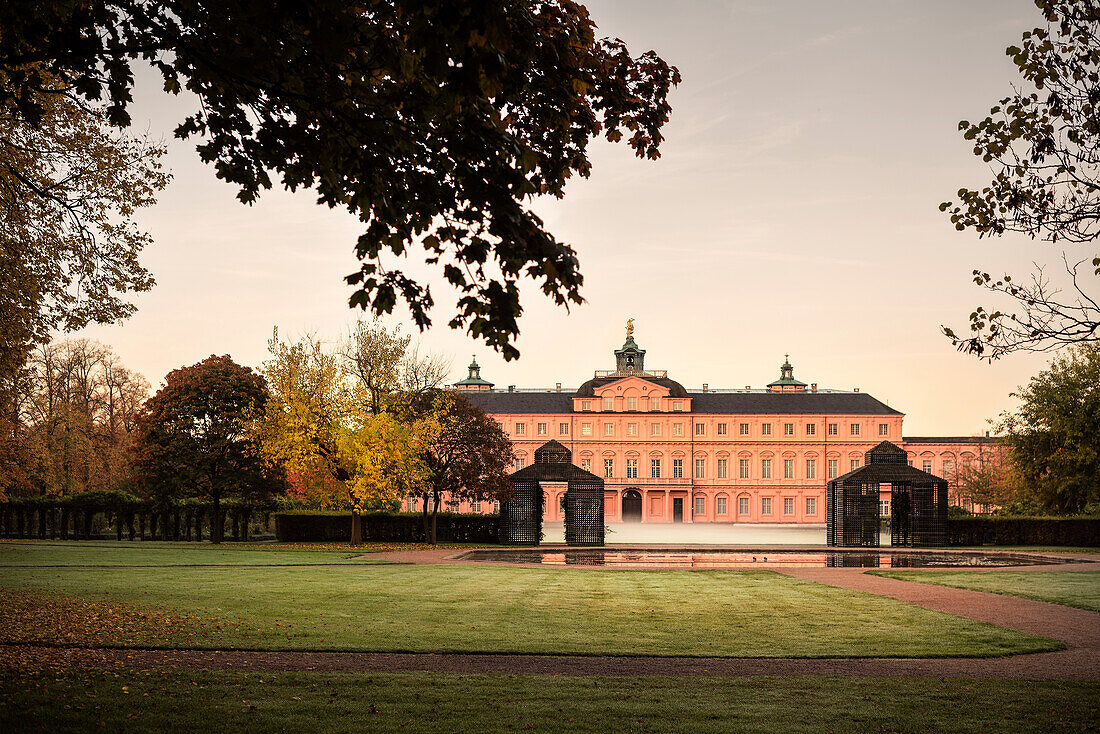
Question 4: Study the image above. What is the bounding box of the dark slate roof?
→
[688,391,902,416]
[902,436,1000,444]
[463,389,902,416]
[464,391,574,414]
[509,462,603,483]
[574,376,690,398]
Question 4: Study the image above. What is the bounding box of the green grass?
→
[0,541,396,567]
[1,671,1096,733]
[0,561,1058,657]
[871,569,1100,612]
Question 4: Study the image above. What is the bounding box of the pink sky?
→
[72,0,1071,435]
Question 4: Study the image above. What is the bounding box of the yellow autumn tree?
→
[255,329,427,543]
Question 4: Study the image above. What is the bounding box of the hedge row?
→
[0,493,276,542]
[274,512,499,543]
[948,517,1100,547]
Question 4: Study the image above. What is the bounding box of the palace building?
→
[433,325,997,524]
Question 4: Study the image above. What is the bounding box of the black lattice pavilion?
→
[500,440,605,546]
[826,441,949,547]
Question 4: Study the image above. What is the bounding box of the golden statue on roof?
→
[626,318,635,338]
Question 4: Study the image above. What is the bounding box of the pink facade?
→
[443,333,998,524]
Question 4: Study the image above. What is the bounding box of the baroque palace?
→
[430,323,996,525]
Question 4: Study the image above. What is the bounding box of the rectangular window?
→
[604,423,614,436]
[559,422,569,435]
[537,422,548,436]
[695,458,706,479]
[805,459,817,479]
[827,423,838,436]
[717,496,728,515]
[783,423,794,436]
[627,422,638,436]
[761,459,772,479]
[604,458,614,478]
[515,457,526,470]
[850,423,861,436]
[717,423,728,436]
[922,459,933,474]
[806,497,817,515]
[850,458,861,471]
[514,423,526,436]
[471,500,481,513]
[627,397,637,410]
[783,458,794,479]
[673,423,684,437]
[761,423,772,436]
[650,397,660,412]
[651,459,661,478]
[694,496,705,515]
[739,423,750,435]
[880,499,891,516]
[673,401,683,411]
[603,396,613,411]
[783,497,794,515]
[828,459,838,479]
[651,423,662,436]
[761,497,773,515]
[581,400,592,411]
[581,458,592,472]
[581,422,592,436]
[673,459,683,478]
[942,460,954,479]
[879,423,889,436]
[626,458,638,479]
[805,423,816,436]
[739,459,750,479]
[739,496,750,515]
[406,497,417,512]
[695,423,705,436]
[717,459,728,479]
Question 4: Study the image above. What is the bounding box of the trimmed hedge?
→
[0,494,276,541]
[274,512,499,543]
[948,517,1100,547]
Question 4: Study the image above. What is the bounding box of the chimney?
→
[811,383,817,392]
[555,382,561,392]
[985,430,990,438]
[508,385,515,392]
[702,383,708,392]
[853,387,859,392]
[745,385,751,390]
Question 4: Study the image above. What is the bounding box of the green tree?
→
[0,1,679,360]
[132,355,280,542]
[941,0,1100,358]
[997,343,1100,514]
[395,390,512,543]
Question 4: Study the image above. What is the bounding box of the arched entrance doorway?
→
[622,490,642,522]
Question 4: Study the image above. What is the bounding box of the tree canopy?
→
[997,342,1100,514]
[941,0,1100,358]
[132,354,280,541]
[1,1,680,360]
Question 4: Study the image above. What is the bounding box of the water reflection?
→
[459,549,1060,568]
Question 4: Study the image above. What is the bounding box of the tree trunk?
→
[350,510,362,546]
[211,492,222,544]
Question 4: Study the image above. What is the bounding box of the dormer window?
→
[673,401,683,412]
[603,396,613,411]
[627,397,637,410]
[581,400,592,411]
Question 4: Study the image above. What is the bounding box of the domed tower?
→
[614,319,646,374]
[767,354,807,392]
[453,355,494,392]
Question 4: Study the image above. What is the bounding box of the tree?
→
[996,343,1100,514]
[132,355,279,542]
[954,444,1024,512]
[342,319,450,415]
[394,390,512,543]
[1,1,679,360]
[255,330,426,543]
[941,0,1100,358]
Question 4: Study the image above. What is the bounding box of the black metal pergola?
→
[826,441,949,547]
[500,440,605,546]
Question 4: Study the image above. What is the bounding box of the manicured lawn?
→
[0,559,1058,657]
[0,541,417,567]
[1,671,1095,733]
[871,569,1100,613]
